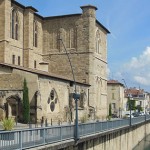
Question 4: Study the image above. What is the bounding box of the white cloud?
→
[112,47,150,90]
[134,76,150,86]
[125,47,150,70]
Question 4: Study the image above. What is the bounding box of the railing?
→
[0,115,150,150]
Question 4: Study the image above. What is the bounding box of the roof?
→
[0,63,90,87]
[44,14,81,20]
[96,20,110,33]
[13,1,38,12]
[80,5,98,10]
[107,80,124,86]
[13,1,110,34]
[125,88,144,96]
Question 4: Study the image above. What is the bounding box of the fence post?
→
[44,128,46,144]
[19,131,23,150]
[60,126,62,140]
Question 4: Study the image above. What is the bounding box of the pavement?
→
[0,122,47,130]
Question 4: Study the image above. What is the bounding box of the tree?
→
[23,79,30,123]
[109,104,112,116]
[136,105,143,112]
[127,98,136,111]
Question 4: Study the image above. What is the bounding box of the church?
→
[0,0,110,124]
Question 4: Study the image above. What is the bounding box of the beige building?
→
[107,80,125,117]
[0,0,109,123]
[125,88,150,114]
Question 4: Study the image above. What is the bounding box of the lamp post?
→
[122,79,132,126]
[58,38,79,142]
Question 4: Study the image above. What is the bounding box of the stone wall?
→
[28,121,150,150]
[0,0,109,120]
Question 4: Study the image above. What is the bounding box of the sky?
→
[16,0,150,91]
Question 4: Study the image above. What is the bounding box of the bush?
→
[2,118,15,130]
[80,115,88,123]
[106,115,111,121]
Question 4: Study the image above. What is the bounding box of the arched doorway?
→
[6,94,21,121]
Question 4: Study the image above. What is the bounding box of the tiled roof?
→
[107,80,124,86]
[125,88,144,95]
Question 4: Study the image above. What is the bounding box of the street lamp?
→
[58,38,79,142]
[122,79,132,126]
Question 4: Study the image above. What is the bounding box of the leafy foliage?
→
[109,103,112,116]
[2,118,15,130]
[136,105,143,112]
[23,79,30,123]
[80,114,88,123]
[127,98,136,110]
[106,115,112,120]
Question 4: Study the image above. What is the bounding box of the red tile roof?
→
[107,80,124,86]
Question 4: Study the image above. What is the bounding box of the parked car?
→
[139,112,145,115]
[132,112,145,117]
[132,112,139,117]
[112,114,118,118]
[125,114,134,118]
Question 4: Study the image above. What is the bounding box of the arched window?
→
[11,9,19,40]
[33,21,38,47]
[66,28,77,49]
[96,30,101,53]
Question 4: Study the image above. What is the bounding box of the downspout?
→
[23,8,25,67]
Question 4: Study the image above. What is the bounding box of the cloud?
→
[125,47,150,70]
[112,47,150,89]
[134,76,150,86]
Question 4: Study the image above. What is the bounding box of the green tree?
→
[23,79,30,123]
[127,98,136,110]
[109,103,112,116]
[136,105,143,112]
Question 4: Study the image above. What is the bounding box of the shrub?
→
[23,79,30,123]
[2,118,15,130]
[80,115,88,123]
[106,115,111,121]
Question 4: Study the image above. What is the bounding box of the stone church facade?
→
[0,0,109,124]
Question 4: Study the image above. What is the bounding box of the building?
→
[0,0,109,123]
[125,87,150,113]
[107,80,125,117]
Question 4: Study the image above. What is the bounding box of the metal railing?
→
[0,115,150,150]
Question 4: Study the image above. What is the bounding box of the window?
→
[18,56,20,65]
[12,55,15,64]
[112,93,115,99]
[112,103,116,109]
[95,30,101,53]
[34,60,37,68]
[50,90,54,100]
[79,92,86,108]
[140,101,142,106]
[48,89,59,112]
[33,21,38,47]
[11,9,19,40]
[66,28,77,49]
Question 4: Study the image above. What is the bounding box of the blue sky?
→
[16,0,150,91]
